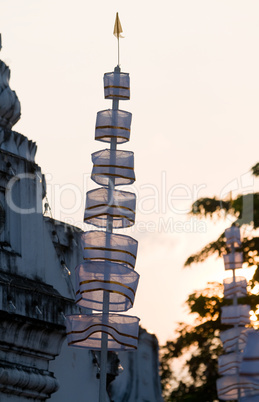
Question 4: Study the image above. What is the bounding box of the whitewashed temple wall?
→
[50,327,164,402]
[0,129,163,402]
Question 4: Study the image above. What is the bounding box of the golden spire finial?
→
[113,13,124,66]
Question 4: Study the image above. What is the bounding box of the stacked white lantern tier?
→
[217,226,259,401]
[91,149,135,186]
[223,276,247,299]
[95,109,132,143]
[81,231,138,269]
[84,187,136,228]
[103,72,130,100]
[66,313,139,351]
[75,261,139,312]
[66,67,140,356]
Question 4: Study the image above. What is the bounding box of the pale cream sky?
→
[1,0,259,344]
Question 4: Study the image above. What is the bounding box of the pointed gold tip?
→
[113,12,123,39]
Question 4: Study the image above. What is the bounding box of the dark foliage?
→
[190,197,231,218]
[161,284,259,401]
[186,178,259,282]
[190,193,259,227]
[251,162,259,177]
[161,162,259,401]
[161,284,224,401]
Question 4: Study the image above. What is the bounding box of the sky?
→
[1,0,259,345]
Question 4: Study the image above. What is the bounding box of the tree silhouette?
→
[161,283,259,401]
[161,162,259,401]
[185,162,259,286]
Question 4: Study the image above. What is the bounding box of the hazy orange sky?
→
[2,0,259,344]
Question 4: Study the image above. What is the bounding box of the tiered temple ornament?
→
[84,187,136,228]
[66,314,139,351]
[223,226,243,270]
[217,376,259,401]
[103,72,130,100]
[240,331,259,376]
[81,231,138,269]
[66,52,140,399]
[223,252,244,270]
[91,149,135,186]
[218,353,243,376]
[217,226,259,401]
[75,261,139,312]
[220,327,246,354]
[217,226,248,401]
[221,305,251,326]
[95,109,132,143]
[223,277,247,299]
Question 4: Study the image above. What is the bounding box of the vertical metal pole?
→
[118,37,120,66]
[99,68,119,402]
[231,244,240,402]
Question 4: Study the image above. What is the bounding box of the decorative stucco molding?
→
[0,129,37,162]
[0,365,59,400]
[0,60,21,129]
